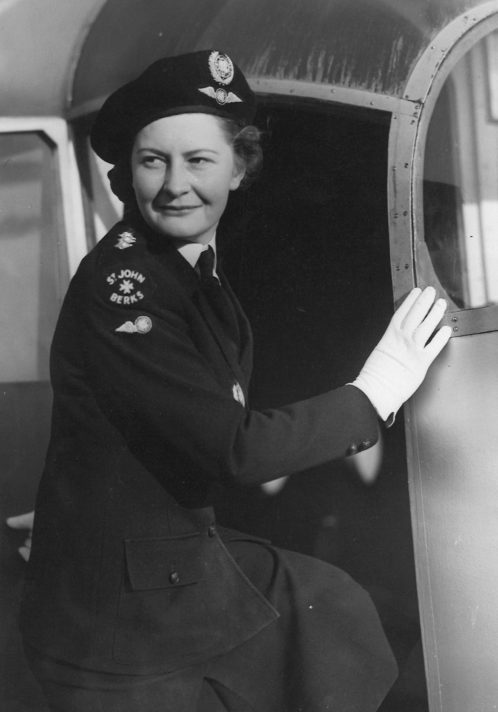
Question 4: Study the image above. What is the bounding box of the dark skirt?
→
[25,535,397,712]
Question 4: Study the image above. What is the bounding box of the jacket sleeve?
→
[62,255,379,488]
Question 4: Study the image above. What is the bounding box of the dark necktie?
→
[197,246,219,288]
[197,247,240,346]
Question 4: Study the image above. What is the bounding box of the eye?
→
[189,155,212,167]
[141,155,165,168]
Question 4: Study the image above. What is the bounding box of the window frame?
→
[388,3,498,337]
[0,117,87,278]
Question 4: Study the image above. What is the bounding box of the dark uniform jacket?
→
[21,216,380,676]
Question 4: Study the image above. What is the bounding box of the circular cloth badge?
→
[135,316,152,334]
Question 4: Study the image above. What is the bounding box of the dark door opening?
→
[217,101,428,711]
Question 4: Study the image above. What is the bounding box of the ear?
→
[229,160,246,191]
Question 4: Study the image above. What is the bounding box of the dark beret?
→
[90,50,256,164]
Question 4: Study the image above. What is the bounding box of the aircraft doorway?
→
[216,102,427,711]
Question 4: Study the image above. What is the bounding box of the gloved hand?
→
[351,287,452,421]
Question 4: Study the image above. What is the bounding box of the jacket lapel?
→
[150,242,251,395]
[192,287,248,391]
[218,266,253,380]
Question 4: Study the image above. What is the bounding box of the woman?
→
[20,50,451,711]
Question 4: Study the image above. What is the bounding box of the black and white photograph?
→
[1,1,497,710]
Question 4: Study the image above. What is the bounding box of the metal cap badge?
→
[208,52,234,85]
[198,52,242,106]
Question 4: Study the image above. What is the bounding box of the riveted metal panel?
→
[406,330,498,711]
[70,0,490,115]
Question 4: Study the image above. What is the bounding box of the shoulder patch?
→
[105,267,148,306]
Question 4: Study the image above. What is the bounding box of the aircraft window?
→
[0,132,67,382]
[423,31,498,309]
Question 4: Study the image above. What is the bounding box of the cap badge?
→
[115,231,136,250]
[198,86,242,106]
[115,316,152,334]
[208,51,234,85]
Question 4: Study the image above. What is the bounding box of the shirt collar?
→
[177,236,218,276]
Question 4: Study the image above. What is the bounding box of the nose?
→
[161,161,189,198]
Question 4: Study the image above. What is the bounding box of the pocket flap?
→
[124,534,205,590]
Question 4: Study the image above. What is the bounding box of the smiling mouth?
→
[157,205,201,214]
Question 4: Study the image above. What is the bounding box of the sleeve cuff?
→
[346,382,397,426]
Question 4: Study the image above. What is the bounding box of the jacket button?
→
[346,444,358,456]
[208,525,216,538]
[169,571,180,585]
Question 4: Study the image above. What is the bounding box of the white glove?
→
[351,287,452,421]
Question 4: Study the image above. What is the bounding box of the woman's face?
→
[131,113,244,244]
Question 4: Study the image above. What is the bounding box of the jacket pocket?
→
[113,530,278,672]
